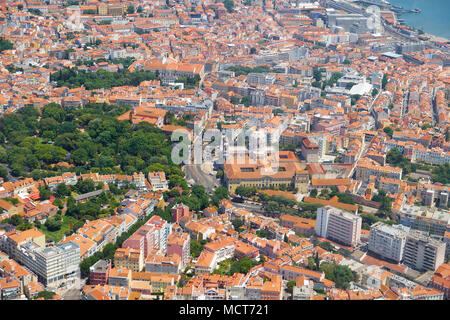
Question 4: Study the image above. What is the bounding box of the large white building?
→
[368,222,410,263]
[16,241,80,286]
[316,205,362,247]
[411,146,450,165]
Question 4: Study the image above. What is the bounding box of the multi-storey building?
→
[1,228,46,262]
[145,254,181,274]
[0,277,20,300]
[316,206,362,247]
[148,172,169,191]
[429,263,450,300]
[355,158,402,181]
[398,206,449,237]
[122,224,155,259]
[146,215,172,254]
[171,203,190,224]
[293,277,314,300]
[114,248,144,272]
[89,259,111,286]
[403,231,446,272]
[167,232,190,268]
[204,237,235,264]
[280,265,325,283]
[223,151,309,193]
[368,222,410,263]
[16,241,80,286]
[301,138,320,163]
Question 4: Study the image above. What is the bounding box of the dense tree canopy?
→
[320,263,354,290]
[0,39,13,53]
[432,163,450,185]
[0,102,186,185]
[50,68,158,90]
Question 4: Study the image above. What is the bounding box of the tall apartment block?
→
[316,205,362,247]
[368,222,410,263]
[146,215,172,254]
[403,231,446,272]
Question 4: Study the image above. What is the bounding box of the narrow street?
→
[185,163,220,193]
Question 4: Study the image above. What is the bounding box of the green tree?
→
[102,243,118,260]
[383,126,394,138]
[320,189,330,200]
[286,280,296,294]
[224,0,234,12]
[264,201,280,214]
[191,185,210,210]
[75,179,96,194]
[0,39,13,53]
[17,223,33,231]
[71,148,89,165]
[190,239,206,258]
[240,96,251,107]
[35,291,56,300]
[313,67,322,82]
[235,185,257,198]
[7,214,25,226]
[127,5,135,14]
[231,219,244,231]
[0,165,8,181]
[382,73,388,89]
[55,183,70,197]
[431,163,450,185]
[45,218,63,232]
[372,88,379,97]
[318,241,336,252]
[39,187,51,200]
[211,186,229,206]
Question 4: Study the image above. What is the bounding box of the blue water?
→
[385,0,450,39]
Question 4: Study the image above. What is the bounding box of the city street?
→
[185,163,220,192]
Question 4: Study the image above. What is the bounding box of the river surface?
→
[386,0,450,39]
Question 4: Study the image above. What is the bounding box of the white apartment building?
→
[145,215,172,254]
[368,222,410,263]
[16,241,80,285]
[204,238,235,264]
[148,172,169,191]
[316,205,362,247]
[412,146,450,165]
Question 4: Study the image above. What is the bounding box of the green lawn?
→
[38,215,78,243]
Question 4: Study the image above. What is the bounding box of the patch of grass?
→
[38,215,78,243]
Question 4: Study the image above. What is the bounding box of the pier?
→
[353,0,421,14]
